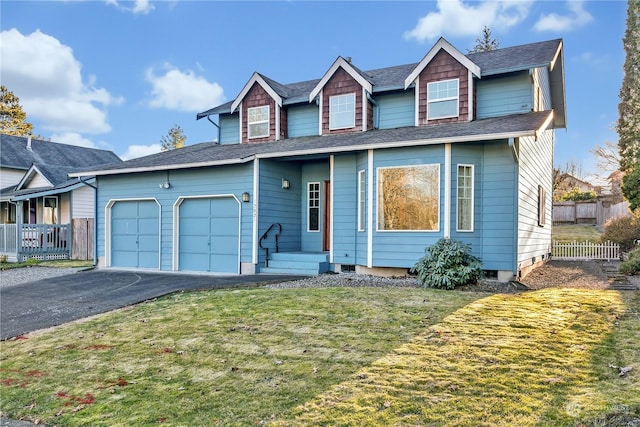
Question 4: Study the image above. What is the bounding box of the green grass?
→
[1,287,638,426]
[553,224,603,243]
[0,259,94,270]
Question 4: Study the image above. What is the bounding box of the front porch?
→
[0,224,71,262]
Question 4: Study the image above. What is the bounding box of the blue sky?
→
[0,0,626,181]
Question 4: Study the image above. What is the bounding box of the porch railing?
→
[0,224,71,261]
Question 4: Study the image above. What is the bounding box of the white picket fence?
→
[552,240,620,261]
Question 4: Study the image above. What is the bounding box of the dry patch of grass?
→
[278,289,639,426]
[1,287,638,426]
[0,287,478,426]
[553,224,603,243]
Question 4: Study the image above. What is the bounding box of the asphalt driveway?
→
[0,270,304,340]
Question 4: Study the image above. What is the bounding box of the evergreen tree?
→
[468,26,500,53]
[160,124,186,151]
[0,85,34,136]
[617,0,640,210]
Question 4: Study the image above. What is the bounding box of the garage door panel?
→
[179,197,239,273]
[211,217,239,234]
[111,200,159,269]
[112,218,138,235]
[210,254,238,273]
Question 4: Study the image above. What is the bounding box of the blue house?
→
[72,37,565,281]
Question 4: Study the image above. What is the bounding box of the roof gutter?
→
[206,115,221,143]
[365,91,379,129]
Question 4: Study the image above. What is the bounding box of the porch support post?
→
[367,149,373,268]
[15,201,23,260]
[251,158,259,265]
[329,155,334,264]
[444,143,451,239]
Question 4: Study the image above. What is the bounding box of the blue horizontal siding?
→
[288,104,319,138]
[219,114,239,144]
[376,92,414,129]
[333,154,357,264]
[257,160,302,268]
[477,71,532,119]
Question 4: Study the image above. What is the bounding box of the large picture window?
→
[377,164,440,231]
[457,165,474,232]
[329,93,355,130]
[308,182,320,232]
[427,79,459,120]
[358,170,366,232]
[247,105,269,138]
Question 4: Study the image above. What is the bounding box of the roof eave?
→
[69,157,254,178]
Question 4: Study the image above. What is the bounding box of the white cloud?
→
[105,0,155,15]
[145,64,225,112]
[120,144,162,160]
[534,1,593,32]
[0,28,121,135]
[49,132,99,149]
[404,0,533,42]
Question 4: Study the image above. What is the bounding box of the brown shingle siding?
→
[321,68,364,135]
[418,50,470,126]
[241,82,277,144]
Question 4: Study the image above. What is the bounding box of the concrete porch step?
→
[262,252,330,275]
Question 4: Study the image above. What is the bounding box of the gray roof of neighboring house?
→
[0,134,121,198]
[74,111,552,177]
[197,38,563,118]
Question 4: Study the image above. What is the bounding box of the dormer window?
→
[427,79,459,120]
[329,93,355,130]
[248,105,270,138]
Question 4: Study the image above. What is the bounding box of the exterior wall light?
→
[159,181,171,189]
[281,178,290,189]
[242,192,250,203]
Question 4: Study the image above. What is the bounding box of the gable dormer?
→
[309,57,374,135]
[16,164,53,190]
[231,72,288,144]
[405,38,481,126]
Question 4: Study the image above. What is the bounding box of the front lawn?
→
[0,287,638,426]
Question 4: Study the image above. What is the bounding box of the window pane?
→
[308,183,320,231]
[329,93,355,129]
[248,106,269,138]
[377,165,440,231]
[358,170,366,231]
[429,99,457,119]
[457,165,473,231]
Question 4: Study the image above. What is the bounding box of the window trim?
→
[376,164,440,233]
[456,164,474,232]
[329,93,356,130]
[427,78,459,120]
[357,170,366,232]
[247,105,270,139]
[538,185,546,227]
[307,182,320,232]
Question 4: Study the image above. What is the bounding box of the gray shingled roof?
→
[0,134,121,198]
[197,39,562,118]
[75,111,552,177]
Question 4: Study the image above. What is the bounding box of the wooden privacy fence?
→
[72,218,94,260]
[553,200,632,226]
[552,240,620,261]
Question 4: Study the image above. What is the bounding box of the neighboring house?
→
[0,134,121,262]
[73,37,565,281]
[553,173,596,200]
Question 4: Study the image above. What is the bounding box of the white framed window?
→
[377,164,440,232]
[329,93,355,130]
[456,165,474,232]
[427,79,459,120]
[358,170,366,232]
[247,105,269,138]
[308,182,320,232]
